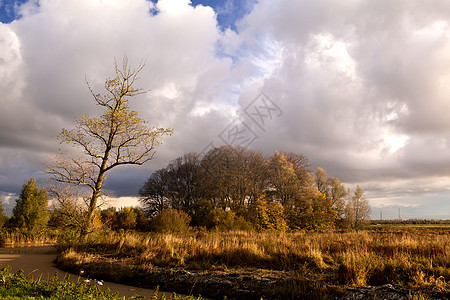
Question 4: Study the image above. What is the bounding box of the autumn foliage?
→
[140,146,370,231]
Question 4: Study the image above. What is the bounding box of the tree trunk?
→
[83,145,111,235]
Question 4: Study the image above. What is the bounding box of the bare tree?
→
[200,146,241,210]
[268,151,301,207]
[199,146,266,211]
[314,167,348,220]
[345,185,371,228]
[327,177,348,219]
[268,151,314,209]
[46,57,172,234]
[139,168,171,218]
[48,183,87,230]
[315,167,328,195]
[166,152,202,213]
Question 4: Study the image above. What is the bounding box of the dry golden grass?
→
[57,227,450,295]
[1,229,58,247]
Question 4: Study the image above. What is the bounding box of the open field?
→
[54,227,450,299]
[371,224,450,229]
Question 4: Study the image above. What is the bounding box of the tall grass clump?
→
[1,228,58,247]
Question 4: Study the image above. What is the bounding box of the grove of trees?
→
[139,145,371,231]
[2,147,370,235]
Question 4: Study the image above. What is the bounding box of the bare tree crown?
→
[46,57,172,233]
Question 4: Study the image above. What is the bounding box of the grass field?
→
[53,226,450,299]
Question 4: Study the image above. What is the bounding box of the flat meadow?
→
[51,225,450,299]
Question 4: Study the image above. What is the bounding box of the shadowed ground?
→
[0,245,175,299]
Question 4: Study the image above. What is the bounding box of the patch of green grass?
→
[0,266,200,300]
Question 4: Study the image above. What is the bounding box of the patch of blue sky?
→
[147,0,258,31]
[146,0,159,16]
[190,0,256,32]
[0,0,28,23]
[204,0,255,32]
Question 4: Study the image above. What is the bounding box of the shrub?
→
[100,207,149,231]
[192,199,214,228]
[250,196,288,232]
[100,207,118,229]
[150,209,191,234]
[210,209,254,231]
[117,207,137,230]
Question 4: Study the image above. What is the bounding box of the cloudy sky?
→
[1,0,450,219]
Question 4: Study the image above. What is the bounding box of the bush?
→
[150,209,191,234]
[117,207,137,230]
[210,209,254,231]
[100,207,149,231]
[250,196,288,232]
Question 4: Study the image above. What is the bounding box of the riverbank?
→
[55,255,329,299]
[56,254,450,300]
[0,245,187,299]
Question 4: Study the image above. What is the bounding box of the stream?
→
[0,245,176,299]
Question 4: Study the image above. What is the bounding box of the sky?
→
[0,0,450,220]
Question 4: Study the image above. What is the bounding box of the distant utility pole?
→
[398,208,401,220]
[380,210,382,220]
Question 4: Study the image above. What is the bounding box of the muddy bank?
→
[55,252,448,300]
[55,253,340,299]
[0,246,176,299]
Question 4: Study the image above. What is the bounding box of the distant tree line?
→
[0,146,372,235]
[139,145,371,231]
[3,149,450,235]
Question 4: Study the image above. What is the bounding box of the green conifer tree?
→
[12,178,49,233]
